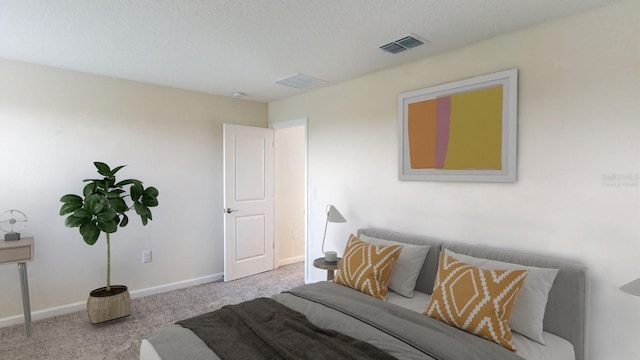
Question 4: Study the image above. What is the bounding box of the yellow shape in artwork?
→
[443,86,503,170]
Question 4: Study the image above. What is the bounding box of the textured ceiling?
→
[0,0,619,102]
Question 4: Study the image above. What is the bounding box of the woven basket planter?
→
[87,285,131,324]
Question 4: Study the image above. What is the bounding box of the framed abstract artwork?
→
[398,68,518,182]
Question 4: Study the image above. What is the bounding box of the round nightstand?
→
[313,257,342,281]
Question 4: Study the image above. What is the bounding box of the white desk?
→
[0,237,34,336]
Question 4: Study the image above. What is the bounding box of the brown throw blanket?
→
[177,297,396,360]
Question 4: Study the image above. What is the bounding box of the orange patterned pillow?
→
[424,252,528,351]
[335,234,402,299]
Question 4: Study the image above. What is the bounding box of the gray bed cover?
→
[146,281,523,360]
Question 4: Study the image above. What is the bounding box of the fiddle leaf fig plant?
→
[59,161,159,291]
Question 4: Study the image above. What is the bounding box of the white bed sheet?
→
[386,290,576,360]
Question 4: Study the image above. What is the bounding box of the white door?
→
[223,124,274,281]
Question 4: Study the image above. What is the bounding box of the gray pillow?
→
[360,234,429,298]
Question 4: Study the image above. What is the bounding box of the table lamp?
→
[321,204,346,262]
[620,278,640,296]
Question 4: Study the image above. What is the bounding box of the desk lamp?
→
[620,278,640,296]
[321,204,346,262]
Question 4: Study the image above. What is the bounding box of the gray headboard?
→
[357,227,589,360]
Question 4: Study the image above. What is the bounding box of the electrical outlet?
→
[291,230,298,239]
[142,250,152,263]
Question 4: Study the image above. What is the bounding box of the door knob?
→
[225,208,239,214]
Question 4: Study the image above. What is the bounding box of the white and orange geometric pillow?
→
[423,252,528,351]
[335,234,402,300]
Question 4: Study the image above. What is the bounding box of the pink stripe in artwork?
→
[435,96,451,168]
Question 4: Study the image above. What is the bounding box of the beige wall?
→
[269,1,640,358]
[0,59,267,321]
[274,123,306,266]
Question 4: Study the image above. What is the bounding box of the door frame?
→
[271,118,308,282]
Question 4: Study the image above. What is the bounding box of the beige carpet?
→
[0,262,304,360]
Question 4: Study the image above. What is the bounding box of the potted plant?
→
[59,161,159,323]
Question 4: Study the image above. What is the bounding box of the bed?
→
[140,227,588,360]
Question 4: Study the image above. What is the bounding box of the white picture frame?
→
[398,68,518,182]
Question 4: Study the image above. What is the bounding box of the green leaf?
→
[141,196,158,207]
[114,179,141,188]
[94,162,111,176]
[85,194,106,214]
[65,215,90,228]
[108,188,125,195]
[134,202,150,216]
[130,183,144,201]
[60,194,83,204]
[144,187,159,198]
[96,208,118,222]
[79,222,100,245]
[109,197,129,213]
[73,208,92,218]
[97,220,118,233]
[105,191,117,199]
[109,165,126,176]
[93,203,105,214]
[83,182,96,197]
[60,201,83,216]
[119,214,129,227]
[94,180,107,190]
[140,212,153,225]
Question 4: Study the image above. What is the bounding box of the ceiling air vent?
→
[274,73,327,90]
[380,34,426,54]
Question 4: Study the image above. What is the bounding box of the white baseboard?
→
[0,272,223,329]
[129,272,223,299]
[278,255,304,267]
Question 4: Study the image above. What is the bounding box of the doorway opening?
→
[272,119,308,280]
